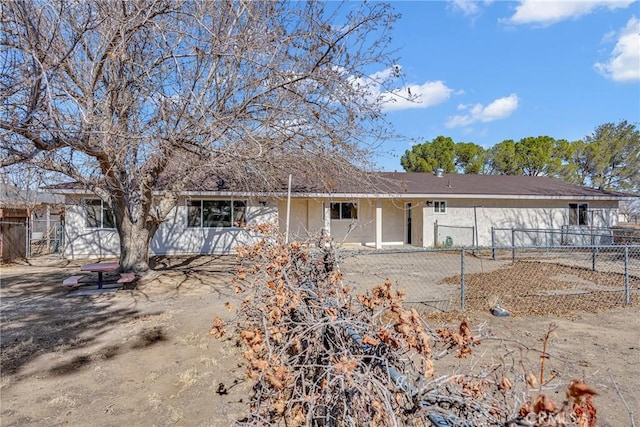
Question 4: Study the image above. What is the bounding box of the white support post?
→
[422,204,430,248]
[375,201,382,249]
[323,202,331,237]
[285,174,292,244]
[46,205,51,253]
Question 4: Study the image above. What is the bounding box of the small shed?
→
[0,208,29,262]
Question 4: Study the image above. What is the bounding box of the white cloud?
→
[449,0,495,16]
[445,94,519,128]
[352,66,455,112]
[369,65,402,82]
[594,16,640,82]
[450,0,481,16]
[380,81,454,112]
[506,0,635,26]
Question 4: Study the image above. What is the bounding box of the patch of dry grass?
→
[176,368,199,394]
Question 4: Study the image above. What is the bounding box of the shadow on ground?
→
[1,266,143,377]
[1,255,241,380]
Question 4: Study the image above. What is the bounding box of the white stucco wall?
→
[278,198,326,241]
[335,199,376,244]
[380,200,405,244]
[62,194,620,258]
[151,197,277,255]
[421,198,618,247]
[280,198,401,246]
[63,196,278,259]
[63,198,120,259]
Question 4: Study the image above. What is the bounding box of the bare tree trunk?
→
[110,190,160,273]
[118,219,156,273]
[110,183,162,273]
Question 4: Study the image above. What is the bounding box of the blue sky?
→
[368,0,640,171]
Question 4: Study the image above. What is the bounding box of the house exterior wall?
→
[328,199,374,245]
[420,198,618,247]
[61,193,621,258]
[280,199,308,240]
[151,197,277,255]
[280,198,407,247]
[278,199,326,241]
[381,199,405,244]
[63,196,278,259]
[63,198,120,259]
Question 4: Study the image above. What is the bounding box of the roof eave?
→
[286,192,633,201]
[53,188,635,201]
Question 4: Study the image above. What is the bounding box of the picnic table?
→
[80,262,120,289]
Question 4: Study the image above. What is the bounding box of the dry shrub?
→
[213,228,598,426]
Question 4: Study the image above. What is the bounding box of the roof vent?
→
[435,168,444,177]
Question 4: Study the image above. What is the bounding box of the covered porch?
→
[279,198,431,249]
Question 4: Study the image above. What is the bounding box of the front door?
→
[405,203,412,245]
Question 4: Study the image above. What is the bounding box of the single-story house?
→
[50,172,634,259]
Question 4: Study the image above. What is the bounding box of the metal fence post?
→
[471,225,476,256]
[460,249,466,310]
[434,220,438,247]
[25,218,30,258]
[545,231,549,257]
[624,246,630,305]
[591,245,596,271]
[511,228,515,263]
[491,226,496,260]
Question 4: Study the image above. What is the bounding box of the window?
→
[569,203,588,226]
[433,201,447,213]
[330,202,358,220]
[85,199,115,229]
[187,200,246,228]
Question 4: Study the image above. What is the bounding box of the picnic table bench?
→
[80,262,120,289]
[62,262,137,290]
[62,275,86,287]
[117,272,136,284]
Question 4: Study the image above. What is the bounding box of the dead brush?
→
[503,324,599,427]
[212,229,598,426]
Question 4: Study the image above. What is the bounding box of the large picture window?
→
[85,199,115,229]
[330,202,358,220]
[187,200,246,228]
[433,201,447,213]
[569,203,588,226]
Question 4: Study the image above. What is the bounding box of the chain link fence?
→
[340,244,640,317]
[29,219,63,256]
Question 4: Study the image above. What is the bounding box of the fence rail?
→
[341,244,640,317]
[28,220,63,256]
[491,226,640,248]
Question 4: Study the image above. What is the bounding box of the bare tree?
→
[0,0,398,272]
[618,199,640,224]
[1,163,48,208]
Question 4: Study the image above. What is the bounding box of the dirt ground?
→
[1,254,639,426]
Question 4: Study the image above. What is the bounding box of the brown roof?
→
[363,173,633,199]
[47,173,634,200]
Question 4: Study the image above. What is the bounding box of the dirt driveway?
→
[1,254,639,426]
